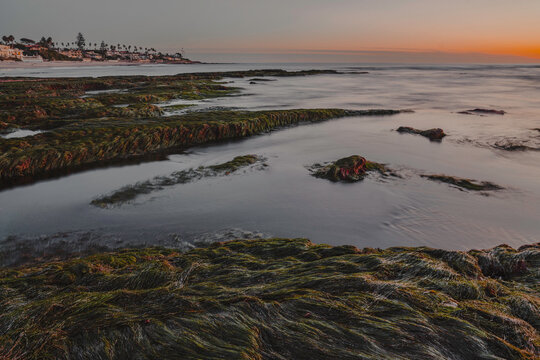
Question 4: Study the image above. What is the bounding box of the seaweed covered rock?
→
[0,238,538,359]
[422,174,504,192]
[91,155,266,207]
[311,155,393,182]
[0,108,404,186]
[397,126,446,141]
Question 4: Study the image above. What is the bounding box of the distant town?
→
[0,33,199,64]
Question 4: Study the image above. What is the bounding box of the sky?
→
[1,0,539,63]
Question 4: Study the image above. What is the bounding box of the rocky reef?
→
[0,70,404,187]
[310,155,394,182]
[397,126,446,141]
[0,238,537,359]
[91,155,266,207]
[422,174,504,192]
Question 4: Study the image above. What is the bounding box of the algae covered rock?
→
[311,155,393,182]
[421,174,504,192]
[397,126,446,141]
[91,155,266,207]
[0,238,538,359]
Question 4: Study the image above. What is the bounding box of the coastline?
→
[0,60,201,69]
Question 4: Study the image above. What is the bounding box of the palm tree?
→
[20,38,36,45]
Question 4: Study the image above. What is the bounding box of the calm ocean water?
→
[1,63,539,260]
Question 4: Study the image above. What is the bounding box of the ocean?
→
[1,63,539,259]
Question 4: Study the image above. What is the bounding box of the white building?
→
[0,45,24,60]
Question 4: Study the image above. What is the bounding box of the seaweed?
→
[421,174,504,192]
[0,70,404,186]
[91,155,266,207]
[0,238,538,359]
[0,109,403,185]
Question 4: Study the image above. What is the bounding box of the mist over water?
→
[1,63,539,259]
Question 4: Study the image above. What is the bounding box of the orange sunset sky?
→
[1,0,539,62]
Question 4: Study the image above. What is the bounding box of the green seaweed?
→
[0,109,402,185]
[0,70,404,186]
[91,155,265,207]
[0,239,538,359]
[421,174,504,191]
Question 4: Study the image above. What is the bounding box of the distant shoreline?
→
[0,60,202,69]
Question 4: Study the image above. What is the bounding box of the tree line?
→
[1,32,161,55]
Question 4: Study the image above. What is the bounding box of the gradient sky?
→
[1,0,539,63]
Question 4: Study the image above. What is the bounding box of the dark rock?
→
[459,109,506,116]
[397,126,446,141]
[311,155,393,182]
[248,78,276,82]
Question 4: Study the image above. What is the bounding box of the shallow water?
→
[1,129,43,139]
[1,63,539,255]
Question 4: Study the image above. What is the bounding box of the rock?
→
[458,109,506,116]
[311,155,392,182]
[397,126,446,141]
[248,78,276,82]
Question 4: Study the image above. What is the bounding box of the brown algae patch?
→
[91,155,266,207]
[0,238,537,359]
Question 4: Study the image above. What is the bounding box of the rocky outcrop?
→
[310,155,393,182]
[397,126,446,141]
[458,109,506,116]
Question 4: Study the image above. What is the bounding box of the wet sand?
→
[0,60,145,69]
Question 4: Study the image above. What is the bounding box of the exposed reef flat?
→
[310,155,395,182]
[91,155,267,207]
[0,70,404,187]
[0,238,537,359]
[0,109,402,186]
[421,174,504,192]
[396,126,446,141]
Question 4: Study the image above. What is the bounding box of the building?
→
[0,44,24,60]
[58,49,83,59]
